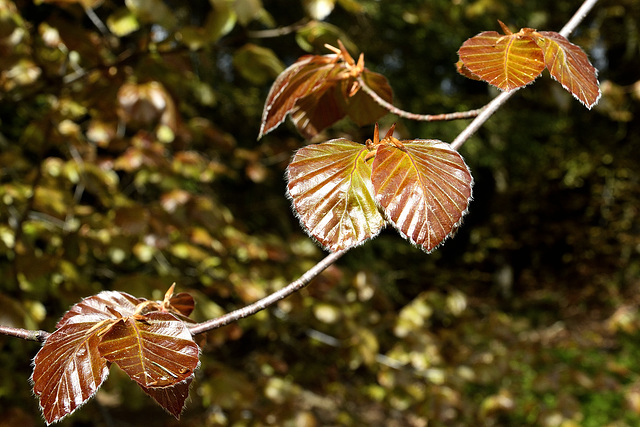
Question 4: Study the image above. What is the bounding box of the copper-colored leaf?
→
[140,377,194,419]
[455,60,483,81]
[168,293,195,317]
[289,74,348,140]
[32,321,114,424]
[97,312,200,388]
[56,291,143,328]
[33,291,147,424]
[259,42,392,139]
[259,54,338,139]
[371,140,473,253]
[287,139,386,251]
[533,31,601,108]
[458,29,545,91]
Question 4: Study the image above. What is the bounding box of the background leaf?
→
[287,139,386,251]
[534,31,601,108]
[233,43,285,86]
[371,140,473,253]
[458,29,545,91]
[98,312,200,388]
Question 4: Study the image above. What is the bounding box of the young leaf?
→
[259,42,392,139]
[259,54,341,139]
[55,290,142,328]
[97,311,200,388]
[458,26,545,91]
[32,291,140,425]
[32,321,114,425]
[371,139,473,253]
[533,31,601,108]
[287,139,386,251]
[140,377,194,419]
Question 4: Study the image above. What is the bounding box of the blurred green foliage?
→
[1,0,639,425]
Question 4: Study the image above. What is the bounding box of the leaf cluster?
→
[32,285,198,424]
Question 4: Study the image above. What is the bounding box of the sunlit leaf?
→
[32,321,113,424]
[259,42,392,139]
[259,54,338,139]
[458,26,545,91]
[97,312,200,388]
[287,139,386,251]
[140,377,194,418]
[56,291,142,328]
[533,31,601,108]
[371,139,473,253]
[455,60,482,81]
[288,73,347,139]
[32,292,137,425]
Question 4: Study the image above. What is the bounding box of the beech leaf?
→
[287,139,386,251]
[140,377,194,418]
[533,31,601,108]
[458,28,545,91]
[259,42,392,139]
[259,54,339,139]
[371,140,473,253]
[97,311,200,388]
[55,290,143,328]
[32,321,114,425]
[32,291,141,425]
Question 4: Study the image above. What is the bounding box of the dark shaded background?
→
[1,0,639,425]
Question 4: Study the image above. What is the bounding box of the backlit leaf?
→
[32,323,112,424]
[371,140,473,253]
[533,31,601,108]
[458,27,545,91]
[259,54,338,139]
[32,291,148,424]
[56,291,142,328]
[98,312,200,388]
[140,377,193,418]
[289,69,348,139]
[287,139,386,251]
[259,42,392,139]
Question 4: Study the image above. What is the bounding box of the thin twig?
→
[0,325,49,342]
[357,75,484,122]
[450,0,600,150]
[189,250,346,335]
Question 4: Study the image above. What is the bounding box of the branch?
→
[0,325,49,342]
[357,75,484,122]
[189,250,347,335]
[450,0,600,150]
[247,18,310,38]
